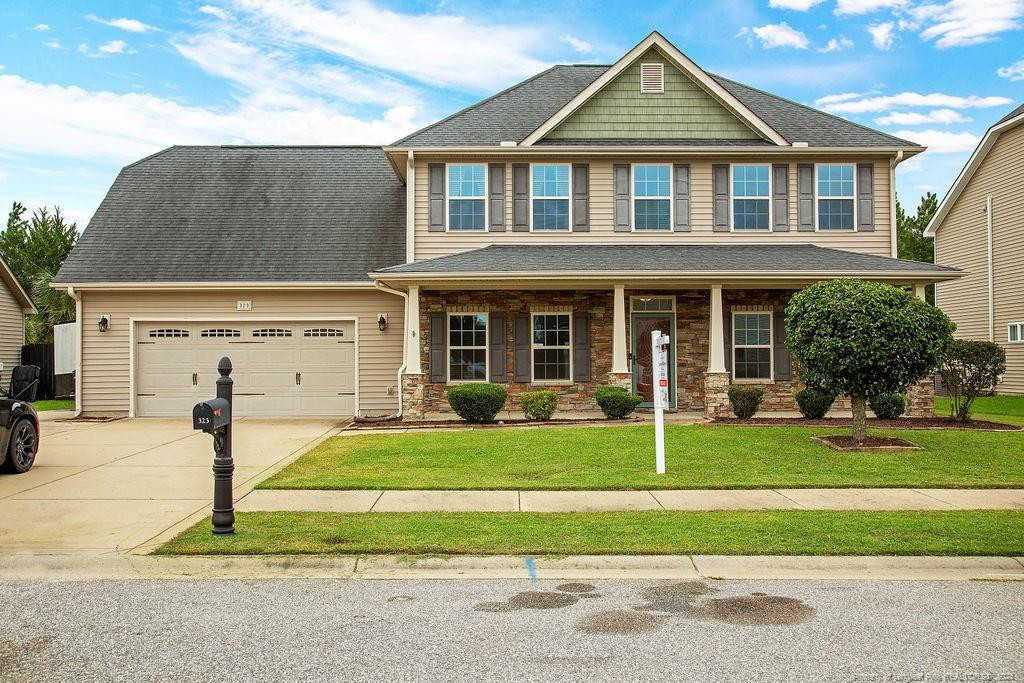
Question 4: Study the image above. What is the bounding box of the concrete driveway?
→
[0,417,344,554]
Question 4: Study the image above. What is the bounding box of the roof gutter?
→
[49,281,380,291]
[890,150,904,257]
[384,145,926,157]
[371,268,962,282]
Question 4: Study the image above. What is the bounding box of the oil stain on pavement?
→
[474,582,601,612]
[577,610,661,635]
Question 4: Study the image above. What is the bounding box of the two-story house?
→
[54,32,960,419]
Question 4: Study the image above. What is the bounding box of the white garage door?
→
[135,321,355,417]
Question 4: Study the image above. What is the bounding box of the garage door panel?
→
[300,395,354,415]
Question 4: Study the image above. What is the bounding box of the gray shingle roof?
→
[377,244,959,275]
[392,65,919,148]
[54,146,405,283]
[995,102,1024,126]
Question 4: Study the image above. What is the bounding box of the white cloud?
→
[889,129,980,152]
[99,40,126,55]
[913,0,1023,48]
[815,91,864,105]
[818,37,854,52]
[769,0,825,9]
[874,109,972,125]
[85,15,155,33]
[561,34,592,54]
[44,39,62,50]
[835,0,906,14]
[868,22,895,50]
[739,22,810,49]
[199,5,231,20]
[818,91,1012,113]
[997,58,1024,80]
[34,23,49,31]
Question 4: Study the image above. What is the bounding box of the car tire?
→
[2,418,37,474]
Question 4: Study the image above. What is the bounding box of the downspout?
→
[66,286,83,417]
[361,280,408,422]
[889,151,903,258]
[987,195,994,342]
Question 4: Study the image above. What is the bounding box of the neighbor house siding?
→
[413,156,892,260]
[935,123,1024,394]
[0,282,25,377]
[79,289,404,415]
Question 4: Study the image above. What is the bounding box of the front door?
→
[631,313,676,408]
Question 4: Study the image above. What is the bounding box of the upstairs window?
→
[447,164,486,231]
[733,312,772,381]
[531,164,570,231]
[1009,322,1023,344]
[448,313,487,382]
[817,164,855,231]
[633,164,671,230]
[732,165,770,231]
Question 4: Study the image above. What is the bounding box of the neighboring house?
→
[54,32,960,419]
[926,103,1024,395]
[0,255,36,381]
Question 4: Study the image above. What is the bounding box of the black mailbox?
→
[193,398,231,432]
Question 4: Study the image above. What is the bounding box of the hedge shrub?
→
[727,386,764,419]
[520,389,558,421]
[446,383,507,423]
[595,386,644,419]
[794,387,837,419]
[868,392,907,420]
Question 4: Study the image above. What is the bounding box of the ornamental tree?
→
[938,340,1006,422]
[785,279,954,440]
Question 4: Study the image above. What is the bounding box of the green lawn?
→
[31,399,74,412]
[156,510,1024,557]
[260,424,1024,491]
[935,395,1024,426]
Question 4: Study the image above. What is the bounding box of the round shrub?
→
[446,383,507,423]
[868,392,907,420]
[795,387,837,419]
[521,389,558,421]
[727,386,764,419]
[595,386,644,419]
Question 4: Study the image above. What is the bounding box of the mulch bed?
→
[813,435,922,452]
[710,416,1020,431]
[348,417,640,431]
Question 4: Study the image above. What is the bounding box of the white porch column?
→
[913,284,927,301]
[406,285,422,374]
[612,284,628,374]
[708,285,727,373]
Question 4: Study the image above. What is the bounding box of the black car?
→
[0,364,41,474]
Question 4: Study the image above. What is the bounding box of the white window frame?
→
[814,162,857,232]
[731,310,774,383]
[1009,322,1024,344]
[528,162,572,232]
[446,312,489,384]
[630,296,676,312]
[630,163,673,232]
[639,62,665,94]
[530,310,573,384]
[729,163,772,232]
[445,162,488,233]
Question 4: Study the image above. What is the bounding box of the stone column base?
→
[704,371,731,419]
[401,372,426,420]
[607,372,632,391]
[906,378,935,418]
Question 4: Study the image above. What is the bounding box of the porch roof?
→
[373,244,961,283]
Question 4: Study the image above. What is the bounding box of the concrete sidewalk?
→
[236,487,1024,512]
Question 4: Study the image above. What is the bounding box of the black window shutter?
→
[428,164,445,232]
[857,163,875,232]
[514,313,531,382]
[572,313,591,382]
[712,164,730,232]
[673,163,691,232]
[428,312,446,382]
[512,164,529,232]
[773,310,792,380]
[488,163,505,232]
[797,164,814,231]
[613,164,631,232]
[772,164,789,232]
[723,310,732,373]
[489,313,507,382]
[572,163,589,232]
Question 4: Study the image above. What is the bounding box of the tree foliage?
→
[896,192,939,304]
[938,340,1006,422]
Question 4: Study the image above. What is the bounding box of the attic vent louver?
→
[639,62,664,94]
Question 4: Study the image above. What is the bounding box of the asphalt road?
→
[1,578,1021,682]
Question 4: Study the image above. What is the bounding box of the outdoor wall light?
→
[98,315,110,333]
[377,314,388,331]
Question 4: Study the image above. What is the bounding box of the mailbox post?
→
[651,330,670,475]
[192,357,235,535]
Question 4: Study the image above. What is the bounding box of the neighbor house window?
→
[733,311,772,380]
[532,313,571,381]
[633,164,671,230]
[531,164,570,230]
[1010,322,1024,344]
[447,164,486,230]
[732,165,770,230]
[817,164,855,230]
[448,313,487,381]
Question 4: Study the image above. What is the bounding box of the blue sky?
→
[1,0,1022,229]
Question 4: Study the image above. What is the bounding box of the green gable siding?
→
[545,49,762,141]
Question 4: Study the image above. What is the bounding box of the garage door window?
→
[304,328,346,337]
[253,328,292,338]
[149,328,189,338]
[200,328,240,338]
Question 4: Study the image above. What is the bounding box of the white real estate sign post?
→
[651,330,670,475]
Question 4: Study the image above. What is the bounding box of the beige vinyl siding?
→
[0,282,25,376]
[414,156,893,260]
[935,124,1024,394]
[79,288,404,415]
